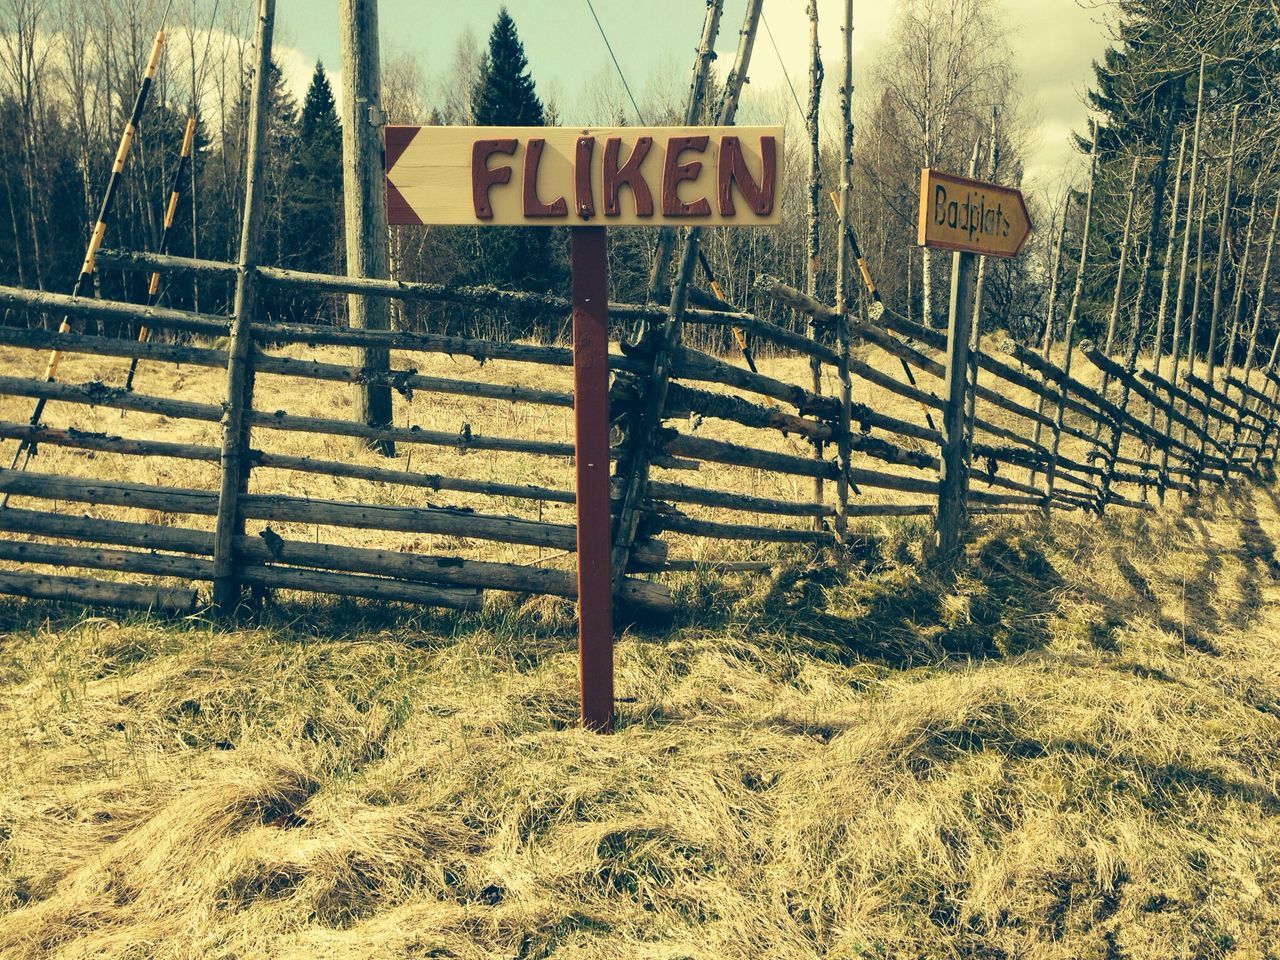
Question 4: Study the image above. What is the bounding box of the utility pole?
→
[339,0,395,455]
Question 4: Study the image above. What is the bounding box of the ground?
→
[0,477,1278,957]
[0,340,1277,957]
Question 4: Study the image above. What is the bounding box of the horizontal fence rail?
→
[0,241,1277,619]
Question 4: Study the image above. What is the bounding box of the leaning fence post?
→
[1045,126,1098,509]
[211,0,274,615]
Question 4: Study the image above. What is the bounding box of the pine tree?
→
[289,62,344,320]
[472,9,544,126]
[466,8,564,311]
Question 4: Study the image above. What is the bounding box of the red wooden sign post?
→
[570,226,614,731]
[385,125,783,731]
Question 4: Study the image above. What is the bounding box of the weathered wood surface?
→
[0,507,670,611]
[0,569,198,612]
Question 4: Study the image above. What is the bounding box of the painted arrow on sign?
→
[917,168,1033,259]
[384,124,784,228]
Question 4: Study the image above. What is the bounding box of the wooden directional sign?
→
[384,125,784,228]
[917,168,1033,258]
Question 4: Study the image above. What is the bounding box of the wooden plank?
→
[384,125,784,227]
[240,564,481,609]
[0,538,213,580]
[917,169,1033,258]
[0,570,198,612]
[0,283,228,338]
[0,507,671,611]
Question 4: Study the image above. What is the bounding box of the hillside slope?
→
[1,480,1279,958]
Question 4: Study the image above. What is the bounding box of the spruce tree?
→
[291,62,344,320]
[472,9,544,126]
[467,7,564,314]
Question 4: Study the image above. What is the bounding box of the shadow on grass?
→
[3,475,1279,676]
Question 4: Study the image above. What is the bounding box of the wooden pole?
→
[1198,106,1239,417]
[937,247,978,556]
[1028,197,1069,485]
[570,226,613,733]
[804,0,824,528]
[644,0,722,307]
[2,28,165,490]
[1165,56,1206,463]
[211,0,274,615]
[1223,186,1259,380]
[1044,125,1099,507]
[124,114,196,391]
[833,0,854,539]
[610,0,762,591]
[965,109,998,442]
[1149,129,1188,439]
[338,0,395,455]
[935,140,981,556]
[1094,155,1141,416]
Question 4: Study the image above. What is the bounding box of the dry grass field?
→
[0,334,1277,957]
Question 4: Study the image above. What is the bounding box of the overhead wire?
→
[584,0,646,124]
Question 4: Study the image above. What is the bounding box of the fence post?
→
[339,0,395,455]
[936,249,977,558]
[211,0,274,614]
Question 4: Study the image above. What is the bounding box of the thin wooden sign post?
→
[937,250,978,556]
[917,167,1032,557]
[386,124,784,731]
[570,226,613,732]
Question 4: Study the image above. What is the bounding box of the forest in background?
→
[1,0,1279,360]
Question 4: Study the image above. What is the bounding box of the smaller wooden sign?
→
[917,169,1032,258]
[385,125,784,228]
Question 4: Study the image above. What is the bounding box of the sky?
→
[272,0,1114,196]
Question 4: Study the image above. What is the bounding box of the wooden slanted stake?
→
[211,0,274,615]
[1147,129,1188,449]
[964,109,999,443]
[643,0,722,309]
[1093,155,1141,429]
[1198,105,1240,478]
[124,115,197,392]
[804,0,824,529]
[610,0,763,591]
[2,27,165,498]
[1044,125,1098,509]
[1027,196,1069,486]
[833,0,855,538]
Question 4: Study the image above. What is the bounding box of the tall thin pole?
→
[2,28,165,490]
[1095,155,1141,415]
[1223,187,1259,379]
[965,108,998,441]
[1029,197,1069,486]
[644,0,722,306]
[833,0,854,539]
[211,0,275,614]
[804,0,824,527]
[1151,131,1188,387]
[1045,125,1099,507]
[339,0,395,455]
[1165,56,1205,462]
[1202,105,1240,409]
[124,115,197,391]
